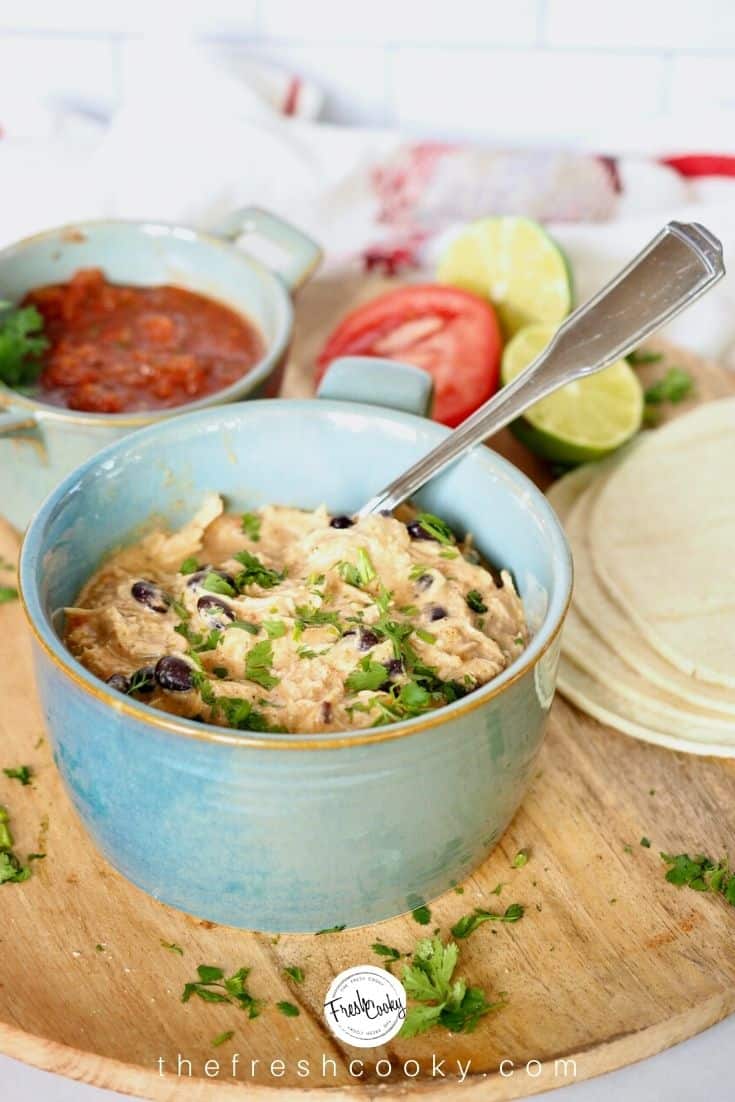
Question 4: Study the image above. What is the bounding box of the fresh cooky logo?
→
[323,966,406,1048]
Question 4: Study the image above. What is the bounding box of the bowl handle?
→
[0,405,37,437]
[316,356,434,418]
[211,207,322,292]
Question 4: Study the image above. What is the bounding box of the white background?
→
[1,0,735,142]
[2,2,734,1098]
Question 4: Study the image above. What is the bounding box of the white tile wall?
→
[1,0,735,140]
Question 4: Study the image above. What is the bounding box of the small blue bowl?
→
[20,359,572,932]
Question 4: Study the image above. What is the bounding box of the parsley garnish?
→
[644,367,694,405]
[466,590,488,614]
[182,964,263,1018]
[234,550,284,590]
[0,301,48,387]
[0,586,18,604]
[628,348,663,365]
[179,556,200,575]
[277,1000,300,1017]
[400,937,506,1037]
[212,1030,234,1047]
[414,513,456,545]
[661,852,735,905]
[3,765,32,786]
[245,640,279,690]
[161,940,184,955]
[338,547,377,588]
[412,904,431,926]
[345,657,388,693]
[0,805,30,884]
[451,903,524,939]
[202,572,236,598]
[284,965,304,984]
[241,512,261,541]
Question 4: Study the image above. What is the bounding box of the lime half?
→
[437,216,572,336]
[501,323,644,464]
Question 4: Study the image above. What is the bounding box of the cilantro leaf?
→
[0,301,48,387]
[414,513,457,545]
[399,936,506,1038]
[315,924,345,935]
[628,348,663,365]
[644,367,694,405]
[372,942,401,963]
[263,619,286,639]
[466,590,488,614]
[284,965,304,984]
[234,550,284,590]
[3,765,32,786]
[198,965,224,983]
[179,556,200,575]
[212,1030,234,1047]
[451,903,524,939]
[338,547,377,588]
[661,851,735,905]
[512,850,529,868]
[400,1003,444,1037]
[241,512,261,541]
[201,572,236,598]
[244,640,279,690]
[345,657,388,693]
[411,904,432,926]
[0,586,18,604]
[161,940,184,955]
[277,1000,300,1017]
[228,620,260,635]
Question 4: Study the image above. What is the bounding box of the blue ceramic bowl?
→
[0,208,321,529]
[20,359,572,932]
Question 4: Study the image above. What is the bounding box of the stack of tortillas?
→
[548,396,735,756]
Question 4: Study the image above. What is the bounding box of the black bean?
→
[131,579,170,613]
[406,520,433,541]
[427,604,448,622]
[106,673,131,694]
[416,572,433,591]
[329,515,354,529]
[197,594,235,628]
[155,655,194,692]
[130,665,156,694]
[321,701,333,724]
[358,628,380,651]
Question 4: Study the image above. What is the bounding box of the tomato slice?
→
[315,285,501,427]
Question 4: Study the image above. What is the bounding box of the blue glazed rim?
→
[19,399,573,751]
[0,217,295,427]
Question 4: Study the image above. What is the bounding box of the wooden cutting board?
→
[1,274,735,1102]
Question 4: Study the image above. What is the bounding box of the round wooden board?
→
[2,279,735,1100]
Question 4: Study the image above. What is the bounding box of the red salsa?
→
[25,268,264,414]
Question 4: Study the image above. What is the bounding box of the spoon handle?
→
[359,221,724,517]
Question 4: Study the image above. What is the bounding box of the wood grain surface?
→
[1,274,734,1101]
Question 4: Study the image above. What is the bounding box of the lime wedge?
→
[501,323,644,464]
[437,216,572,336]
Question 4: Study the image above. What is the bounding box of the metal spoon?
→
[358,221,725,517]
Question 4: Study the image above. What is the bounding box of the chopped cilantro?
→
[234,550,284,590]
[0,805,30,884]
[0,300,48,387]
[179,556,200,575]
[212,666,229,679]
[182,964,263,1018]
[628,348,663,365]
[451,903,524,939]
[263,619,286,639]
[297,646,329,660]
[294,604,342,637]
[415,628,437,645]
[439,549,459,559]
[409,564,429,581]
[512,850,529,868]
[241,512,261,541]
[201,572,236,598]
[338,547,377,588]
[661,852,735,905]
[640,836,651,848]
[644,367,694,405]
[346,657,388,693]
[216,696,276,733]
[245,640,279,690]
[466,590,488,614]
[315,924,345,935]
[3,765,32,786]
[161,940,184,955]
[0,586,18,604]
[372,942,402,967]
[399,936,506,1037]
[228,620,260,635]
[412,904,431,926]
[414,513,456,545]
[284,965,304,984]
[212,1030,235,1047]
[277,1000,300,1017]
